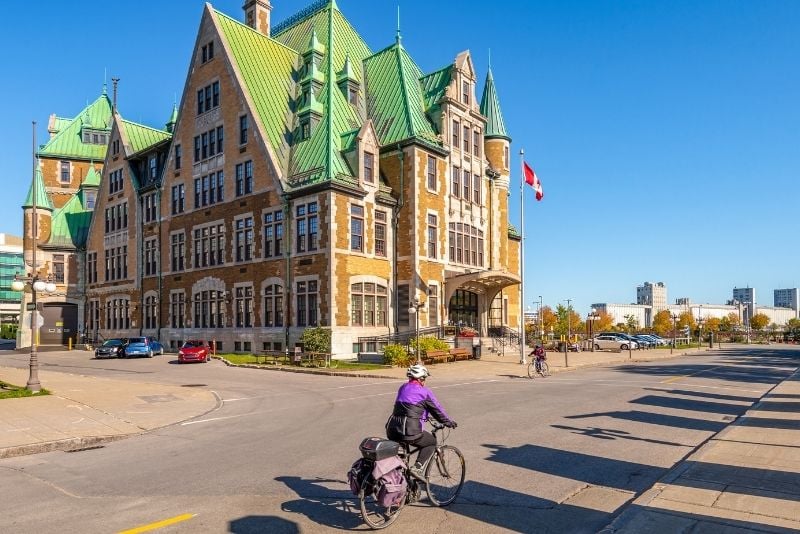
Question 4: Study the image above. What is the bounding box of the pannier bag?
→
[359,437,400,461]
[372,455,407,507]
[348,457,374,495]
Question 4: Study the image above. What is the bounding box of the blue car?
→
[123,337,164,358]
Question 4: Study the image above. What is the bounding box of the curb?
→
[0,434,128,460]
[213,356,400,380]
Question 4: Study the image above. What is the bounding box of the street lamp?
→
[407,297,425,364]
[587,307,599,352]
[671,313,678,354]
[565,298,572,367]
[12,274,56,393]
[538,295,543,344]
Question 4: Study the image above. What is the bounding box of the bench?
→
[423,350,450,365]
[257,351,290,365]
[449,347,471,361]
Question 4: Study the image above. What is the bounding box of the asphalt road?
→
[1,345,797,533]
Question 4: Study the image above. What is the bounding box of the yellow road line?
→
[118,513,196,534]
[661,365,723,384]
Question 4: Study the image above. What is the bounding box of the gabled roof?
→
[480,68,510,141]
[23,166,54,211]
[48,193,92,248]
[364,42,439,147]
[420,65,452,112]
[38,91,113,160]
[121,119,172,156]
[82,164,101,188]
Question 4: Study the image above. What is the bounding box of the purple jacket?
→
[385,380,452,441]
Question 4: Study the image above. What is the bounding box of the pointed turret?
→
[480,67,510,142]
[22,166,54,211]
[22,165,54,263]
[165,103,178,133]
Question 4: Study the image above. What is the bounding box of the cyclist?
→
[530,344,546,372]
[385,364,457,480]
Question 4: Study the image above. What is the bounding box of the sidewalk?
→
[0,366,219,459]
[604,367,800,533]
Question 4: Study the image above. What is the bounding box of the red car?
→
[178,340,212,363]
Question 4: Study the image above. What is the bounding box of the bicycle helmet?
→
[407,364,430,379]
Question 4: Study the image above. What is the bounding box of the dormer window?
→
[363,152,374,184]
[348,87,358,105]
[301,120,311,141]
[82,129,108,145]
[462,80,470,105]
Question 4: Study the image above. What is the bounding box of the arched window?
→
[351,283,388,327]
[264,284,283,327]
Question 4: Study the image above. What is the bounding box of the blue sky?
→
[2,0,798,313]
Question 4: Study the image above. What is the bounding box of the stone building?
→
[84,0,521,356]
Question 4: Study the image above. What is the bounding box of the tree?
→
[719,312,740,332]
[623,314,639,333]
[786,318,800,337]
[594,311,614,332]
[750,313,770,331]
[652,310,673,336]
[705,317,721,334]
[540,306,558,336]
[677,311,695,331]
[554,304,583,337]
[300,326,331,353]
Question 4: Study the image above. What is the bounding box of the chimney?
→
[243,0,272,37]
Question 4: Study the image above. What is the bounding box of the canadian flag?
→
[523,162,543,201]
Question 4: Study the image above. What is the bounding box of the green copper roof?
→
[48,193,92,248]
[121,119,172,155]
[480,68,510,141]
[38,92,112,160]
[82,164,101,187]
[507,223,520,238]
[215,9,299,172]
[305,29,325,56]
[364,43,439,147]
[23,166,54,211]
[165,103,178,133]
[337,54,357,82]
[420,65,452,112]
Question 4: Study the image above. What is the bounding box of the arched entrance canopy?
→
[444,270,520,310]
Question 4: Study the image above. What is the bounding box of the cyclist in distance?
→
[385,364,457,480]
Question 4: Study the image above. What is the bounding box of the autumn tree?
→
[540,306,558,335]
[623,314,639,333]
[554,304,584,337]
[594,311,614,332]
[786,318,800,336]
[677,311,696,331]
[750,313,770,331]
[652,310,673,336]
[705,316,721,333]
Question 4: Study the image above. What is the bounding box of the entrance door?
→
[449,290,479,328]
[40,303,78,345]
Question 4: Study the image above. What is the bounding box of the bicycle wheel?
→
[526,361,536,379]
[426,445,466,506]
[539,361,550,377]
[359,484,404,529]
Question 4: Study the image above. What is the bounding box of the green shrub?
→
[412,336,449,355]
[300,327,331,353]
[383,343,412,367]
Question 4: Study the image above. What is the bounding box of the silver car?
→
[593,334,637,351]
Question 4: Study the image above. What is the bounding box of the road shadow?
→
[643,388,758,403]
[565,409,727,433]
[673,460,800,498]
[550,424,686,446]
[609,502,799,533]
[630,394,750,416]
[276,475,364,530]
[229,515,299,534]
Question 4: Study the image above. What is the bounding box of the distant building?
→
[755,306,795,327]
[774,288,799,317]
[592,303,650,329]
[0,234,24,327]
[636,281,666,309]
[733,287,756,325]
[675,297,691,306]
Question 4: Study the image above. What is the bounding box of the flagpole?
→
[519,149,526,365]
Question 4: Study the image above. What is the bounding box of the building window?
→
[201,41,214,63]
[235,161,253,196]
[171,184,185,214]
[239,115,248,145]
[473,130,481,157]
[463,125,470,152]
[235,286,254,328]
[175,144,182,169]
[144,238,158,276]
[144,193,157,223]
[504,145,509,168]
[85,191,96,210]
[375,210,387,257]
[300,120,311,141]
[295,202,318,253]
[194,171,224,208]
[452,166,460,198]
[348,86,358,105]
[193,126,224,163]
[449,223,484,267]
[462,80,470,105]
[363,152,374,183]
[427,214,437,259]
[473,174,481,204]
[264,284,283,327]
[60,161,70,183]
[452,120,459,147]
[427,156,436,191]
[235,217,254,262]
[149,156,158,179]
[197,81,220,115]
[193,224,225,268]
[103,247,128,281]
[87,252,97,284]
[263,210,283,258]
[53,254,65,284]
[144,295,158,329]
[171,232,185,272]
[296,280,318,327]
[193,290,224,329]
[428,285,439,326]
[351,283,388,327]
[105,298,131,330]
[109,169,123,194]
[170,292,185,328]
[350,205,364,252]
[463,169,470,199]
[112,139,120,155]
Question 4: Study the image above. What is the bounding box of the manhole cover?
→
[181,384,207,387]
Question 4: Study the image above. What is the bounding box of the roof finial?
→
[396,5,401,44]
[102,67,107,95]
[488,48,492,70]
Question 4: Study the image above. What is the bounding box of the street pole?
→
[565,298,571,367]
[28,122,40,393]
[538,295,543,345]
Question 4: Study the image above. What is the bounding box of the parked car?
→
[94,338,127,359]
[124,337,164,358]
[640,334,669,346]
[178,340,211,363]
[593,334,638,351]
[632,335,655,348]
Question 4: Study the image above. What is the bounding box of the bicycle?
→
[527,353,550,379]
[358,422,466,529]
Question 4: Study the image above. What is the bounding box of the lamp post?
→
[538,295,543,344]
[12,274,56,393]
[671,313,678,354]
[587,307,598,352]
[408,297,425,364]
[565,298,572,367]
